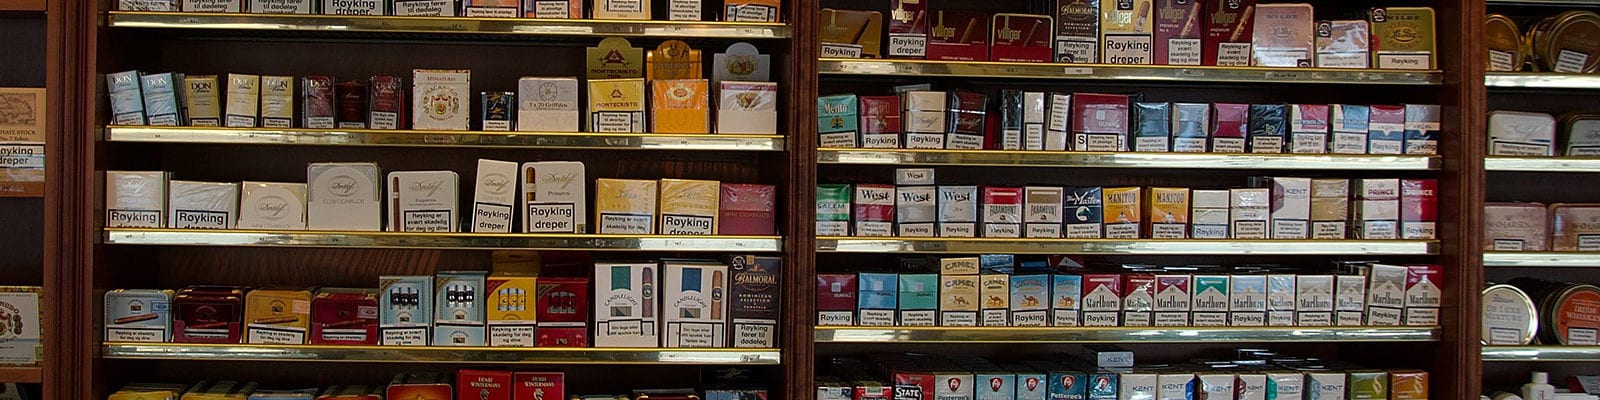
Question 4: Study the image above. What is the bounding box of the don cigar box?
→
[992,14,1054,63]
[1489,111,1555,156]
[309,288,378,345]
[260,75,294,128]
[139,73,179,126]
[244,287,312,345]
[820,9,883,59]
[887,0,927,58]
[164,181,234,231]
[184,75,221,127]
[387,373,451,400]
[514,372,565,400]
[594,262,659,347]
[107,70,145,125]
[458,370,511,400]
[596,178,658,234]
[379,275,432,346]
[105,289,174,343]
[300,75,334,128]
[817,274,858,326]
[927,11,991,61]
[107,171,169,228]
[1203,0,1254,66]
[728,255,780,348]
[487,275,537,347]
[534,276,589,347]
[174,286,245,344]
[1155,0,1202,65]
[432,271,487,346]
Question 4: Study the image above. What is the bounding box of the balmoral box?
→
[662,261,728,347]
[588,79,646,133]
[139,73,180,126]
[903,91,947,149]
[1193,275,1231,326]
[927,11,991,61]
[1404,104,1441,155]
[1290,104,1329,154]
[1267,274,1296,326]
[1404,264,1441,326]
[1331,104,1370,154]
[1202,0,1254,66]
[886,0,927,58]
[1295,275,1334,326]
[173,286,245,343]
[300,76,333,129]
[1153,274,1192,326]
[854,184,896,237]
[516,77,579,132]
[524,0,578,17]
[369,75,403,130]
[1134,102,1172,152]
[1230,188,1270,239]
[245,287,313,344]
[260,76,294,128]
[1248,104,1287,153]
[486,275,537,347]
[471,159,518,233]
[225,74,261,128]
[1250,4,1314,67]
[1370,7,1436,70]
[335,80,368,129]
[1336,274,1367,326]
[817,274,857,326]
[860,96,902,148]
[107,171,169,228]
[309,288,378,345]
[236,182,307,230]
[1171,102,1210,152]
[899,273,938,326]
[1081,274,1121,327]
[818,94,859,148]
[1144,187,1188,239]
[593,0,648,19]
[819,9,884,59]
[513,372,565,400]
[946,91,988,150]
[1268,177,1312,239]
[1051,274,1083,326]
[1210,103,1248,153]
[938,186,979,237]
[1055,0,1100,63]
[652,79,710,133]
[727,255,779,348]
[1122,274,1156,327]
[724,0,780,22]
[992,14,1055,63]
[719,184,776,235]
[1401,179,1437,240]
[1355,178,1400,239]
[457,370,511,400]
[1103,187,1141,239]
[323,0,383,14]
[716,81,778,134]
[534,277,588,347]
[1154,0,1202,65]
[250,0,312,13]
[1024,186,1065,238]
[897,185,936,237]
[1065,186,1104,238]
[980,273,1011,326]
[1045,93,1071,150]
[432,271,487,346]
[659,179,719,235]
[816,184,851,236]
[983,187,1023,238]
[1316,20,1371,68]
[387,171,460,233]
[594,262,659,347]
[1311,178,1349,239]
[169,181,238,230]
[1100,0,1154,64]
[1368,105,1406,155]
[521,161,585,233]
[185,75,222,126]
[857,272,897,326]
[107,70,146,125]
[307,162,382,231]
[595,178,658,235]
[465,0,518,17]
[1072,93,1130,151]
[1010,274,1050,326]
[412,70,470,130]
[105,289,174,343]
[183,0,240,12]
[940,274,980,327]
[481,92,515,131]
[1365,264,1407,326]
[1191,189,1230,239]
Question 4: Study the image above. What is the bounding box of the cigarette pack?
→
[817,184,851,236]
[184,381,258,399]
[259,76,294,128]
[1401,179,1437,240]
[309,288,377,345]
[595,178,657,235]
[1191,275,1228,326]
[1046,93,1072,150]
[1072,93,1130,151]
[817,274,857,326]
[1355,178,1399,239]
[593,0,648,19]
[1317,20,1371,68]
[976,371,1017,400]
[456,370,510,400]
[169,181,237,230]
[379,275,433,346]
[432,271,487,346]
[983,187,1023,238]
[937,186,979,238]
[896,185,935,237]
[335,80,368,129]
[1081,274,1121,327]
[940,274,980,327]
[1266,274,1296,326]
[1194,374,1232,400]
[1485,202,1548,251]
[718,184,775,235]
[1268,177,1311,239]
[1210,103,1248,153]
[992,14,1055,63]
[860,96,903,148]
[1331,104,1370,154]
[1158,374,1196,400]
[942,257,978,276]
[106,171,168,228]
[236,182,307,231]
[387,171,460,233]
[1168,102,1209,153]
[1055,0,1100,63]
[661,261,728,347]
[980,273,1011,326]
[1134,102,1172,152]
[105,289,174,343]
[726,255,779,347]
[297,76,332,128]
[1250,4,1313,67]
[858,272,898,326]
[1389,370,1428,400]
[818,94,860,148]
[652,79,710,134]
[1404,104,1441,155]
[1190,189,1229,239]
[249,0,311,13]
[1153,275,1192,326]
[523,0,578,17]
[886,0,927,58]
[322,0,382,14]
[224,74,260,128]
[1248,104,1287,153]
[903,91,947,149]
[485,275,536,347]
[392,0,455,15]
[174,286,245,343]
[1405,264,1441,326]
[724,0,779,22]
[521,161,585,233]
[1290,104,1329,154]
[1045,370,1089,400]
[1306,373,1345,400]
[481,91,515,131]
[1367,105,1405,155]
[1048,274,1082,327]
[1366,264,1407,326]
[1230,188,1269,239]
[1294,275,1334,326]
[1237,374,1268,400]
[180,75,220,127]
[899,274,938,326]
[996,91,1043,150]
[1024,186,1065,238]
[588,79,646,133]
[1370,7,1436,69]
[819,9,883,59]
[513,372,565,400]
[516,77,579,132]
[182,0,240,12]
[947,91,987,150]
[1120,373,1157,400]
[369,75,403,130]
[1311,178,1349,239]
[1336,275,1366,326]
[469,159,518,233]
[307,162,382,231]
[1122,274,1156,326]
[1155,0,1202,65]
[1229,274,1265,326]
[107,70,146,125]
[1203,0,1254,66]
[139,73,179,126]
[1065,186,1104,238]
[1488,111,1555,156]
[1264,373,1304,400]
[1100,0,1154,64]
[244,288,312,344]
[1144,187,1188,239]
[717,81,778,134]
[1007,274,1049,326]
[533,277,588,347]
[386,374,450,400]
[594,262,659,347]
[854,184,895,237]
[1103,187,1141,239]
[927,11,991,61]
[1345,370,1387,400]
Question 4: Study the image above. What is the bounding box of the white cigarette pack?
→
[903,91,947,149]
[896,185,936,237]
[1269,177,1312,239]
[1230,188,1270,239]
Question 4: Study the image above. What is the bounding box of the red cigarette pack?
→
[853,184,896,237]
[860,96,903,149]
[1210,103,1249,153]
[927,11,991,61]
[1071,93,1130,152]
[990,14,1054,63]
[887,0,928,58]
[719,183,777,235]
[855,385,892,400]
[309,288,378,345]
[1081,274,1123,310]
[458,369,513,400]
[1202,0,1256,66]
[173,286,245,343]
[1401,179,1437,240]
[369,75,405,130]
[336,80,369,129]
[535,277,589,347]
[513,372,566,400]
[817,274,859,325]
[982,187,1023,238]
[892,370,937,400]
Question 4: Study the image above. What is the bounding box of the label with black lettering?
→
[600,213,653,234]
[668,0,700,20]
[821,44,864,59]
[526,203,576,233]
[662,214,714,235]
[1102,34,1153,65]
[402,210,452,232]
[1216,42,1252,66]
[324,0,383,14]
[899,310,936,326]
[889,34,928,57]
[473,202,514,233]
[173,210,230,229]
[108,209,163,228]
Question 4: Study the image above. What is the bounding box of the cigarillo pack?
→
[309,288,378,345]
[245,287,313,345]
[105,289,174,343]
[379,275,433,346]
[433,271,488,347]
[663,260,729,348]
[174,286,246,344]
[487,275,537,347]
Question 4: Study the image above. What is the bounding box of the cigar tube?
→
[1229,5,1254,42]
[390,176,401,231]
[114,313,160,324]
[642,267,654,318]
[1135,1,1152,32]
[711,270,724,320]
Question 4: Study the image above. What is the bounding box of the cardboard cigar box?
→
[887,0,927,58]
[183,75,221,127]
[307,162,382,232]
[1401,179,1437,240]
[1122,274,1156,326]
[946,91,987,150]
[1248,104,1287,153]
[534,277,588,347]
[1144,187,1189,239]
[1230,188,1269,239]
[522,161,586,233]
[659,179,719,235]
[387,374,451,400]
[980,273,1011,326]
[1194,275,1231,326]
[433,271,487,346]
[236,182,307,231]
[903,91,947,149]
[854,184,895,237]
[259,76,294,128]
[1368,105,1405,155]
[1065,186,1104,238]
[1024,186,1065,238]
[299,76,333,129]
[725,0,779,22]
[516,77,579,132]
[139,73,179,126]
[983,187,1023,238]
[335,80,368,129]
[662,260,729,347]
[819,94,860,148]
[379,275,433,346]
[1054,0,1100,63]
[1316,20,1371,68]
[317,385,383,400]
[711,43,771,96]
[1134,102,1172,152]
[1268,177,1312,239]
[816,184,851,236]
[595,178,658,234]
[1290,104,1329,154]
[387,171,460,233]
[928,11,991,61]
[110,383,190,400]
[857,272,897,326]
[938,186,979,237]
[587,38,644,79]
[1191,189,1230,238]
[1072,93,1130,151]
[1295,275,1334,326]
[244,287,312,344]
[513,372,565,400]
[817,274,857,326]
[1155,0,1202,65]
[940,274,980,327]
[1404,104,1441,155]
[105,289,174,342]
[174,286,245,343]
[719,183,776,235]
[1365,264,1407,326]
[456,370,511,400]
[1203,0,1254,66]
[1100,0,1154,64]
[224,74,260,128]
[171,180,234,230]
[897,273,937,326]
[470,159,517,233]
[1266,274,1296,326]
[1404,264,1441,326]
[1009,274,1049,326]
[368,75,403,130]
[1210,103,1248,153]
[1081,274,1121,326]
[1103,187,1141,239]
[486,275,537,347]
[107,70,146,125]
[897,185,935,237]
[588,79,646,133]
[1568,116,1600,156]
[595,262,659,347]
[820,9,883,59]
[1051,274,1082,326]
[481,91,515,131]
[1489,111,1555,156]
[1046,93,1071,150]
[593,0,648,19]
[309,288,377,345]
[992,14,1054,63]
[1153,274,1192,326]
[647,41,703,82]
[184,381,257,400]
[1370,7,1436,70]
[717,81,778,134]
[727,255,780,347]
[322,0,382,13]
[1336,275,1366,326]
[1355,178,1400,239]
[1331,104,1370,154]
[860,96,903,148]
[1251,4,1313,67]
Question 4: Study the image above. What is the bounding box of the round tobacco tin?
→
[1487,14,1526,72]
[1482,284,1538,345]
[1530,11,1600,73]
[1539,283,1600,345]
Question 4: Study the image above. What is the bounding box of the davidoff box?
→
[719,184,776,235]
[1311,178,1349,239]
[652,79,710,134]
[1335,274,1366,326]
[588,79,646,133]
[183,0,240,12]
[727,255,780,348]
[1365,264,1407,326]
[1367,105,1405,154]
[1404,264,1441,325]
[1370,7,1436,70]
[1401,179,1437,240]
[887,0,927,58]
[662,261,728,347]
[1294,275,1333,326]
[1191,189,1230,238]
[471,159,517,233]
[1250,4,1314,67]
[899,273,937,326]
[1153,274,1192,326]
[300,76,334,129]
[521,161,585,233]
[927,11,991,61]
[1065,186,1104,238]
[816,184,851,236]
[717,81,778,134]
[1045,93,1071,150]
[595,178,658,234]
[465,0,518,17]
[523,0,578,17]
[939,274,980,327]
[980,273,1011,326]
[593,0,649,19]
[1134,102,1171,152]
[860,96,902,148]
[1052,274,1083,326]
[1122,274,1156,327]
[323,0,383,14]
[1154,0,1202,65]
[853,184,895,237]
[1024,186,1065,238]
[307,162,382,231]
[659,179,719,235]
[379,275,432,346]
[1081,274,1121,327]
[107,171,169,228]
[1202,0,1254,66]
[174,286,245,343]
[1100,0,1154,64]
[185,75,221,126]
[938,186,978,237]
[369,75,403,130]
[818,94,859,148]
[896,185,935,237]
[168,181,238,230]
[1144,187,1188,239]
[946,91,987,150]
[310,288,377,345]
[903,91,947,149]
[983,187,1022,238]
[534,276,588,347]
[1290,104,1329,154]
[819,9,884,59]
[387,171,461,233]
[1231,275,1267,327]
[1172,102,1210,152]
[1248,104,1287,153]
[250,0,312,13]
[1331,104,1370,154]
[139,73,179,126]
[225,74,260,128]
[237,182,307,230]
[107,70,145,125]
[1266,274,1296,326]
[1404,104,1441,155]
[1072,93,1129,151]
[245,288,313,344]
[517,77,580,132]
[260,76,294,128]
[1488,111,1555,156]
[1355,178,1400,239]
[1316,20,1371,68]
[594,262,659,347]
[336,80,368,129]
[1055,0,1100,63]
[1210,103,1248,153]
[105,289,174,342]
[1191,275,1228,326]
[1103,187,1141,239]
[1267,177,1311,239]
[992,14,1054,63]
[1010,274,1049,326]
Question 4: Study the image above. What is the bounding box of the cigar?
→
[1229,5,1254,42]
[114,313,160,324]
[711,270,724,320]
[253,316,300,324]
[390,176,401,231]
[642,266,654,319]
[324,318,371,328]
[959,17,978,43]
[1178,2,1197,36]
[1025,19,1044,43]
[1135,1,1152,32]
[190,321,231,329]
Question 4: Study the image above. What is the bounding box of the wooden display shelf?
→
[0,181,41,198]
[1483,252,1600,268]
[0,0,43,11]
[106,11,790,39]
[816,237,1439,255]
[1483,346,1600,362]
[815,326,1441,344]
[104,228,783,252]
[0,366,41,383]
[819,148,1439,170]
[1484,156,1600,172]
[819,58,1442,85]
[1486,73,1600,90]
[106,126,787,151]
[102,342,781,365]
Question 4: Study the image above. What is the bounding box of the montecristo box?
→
[588,79,645,133]
[595,178,658,234]
[659,179,719,235]
[651,79,710,134]
[587,38,645,79]
[1370,7,1436,70]
[1100,0,1154,64]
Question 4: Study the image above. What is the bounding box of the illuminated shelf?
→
[104,228,782,252]
[1483,252,1600,268]
[818,58,1442,85]
[1486,73,1600,90]
[1483,346,1600,362]
[816,237,1438,255]
[0,367,41,383]
[819,148,1439,170]
[101,342,780,364]
[106,126,785,151]
[815,326,1440,343]
[106,11,789,39]
[1485,156,1600,172]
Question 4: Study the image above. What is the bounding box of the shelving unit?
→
[106,126,787,151]
[102,343,782,365]
[816,237,1439,255]
[814,326,1441,344]
[819,148,1440,170]
[0,367,41,384]
[819,58,1444,85]
[106,11,791,39]
[104,228,785,252]
[1485,73,1600,90]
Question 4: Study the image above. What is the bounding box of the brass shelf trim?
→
[819,58,1442,85]
[101,342,781,364]
[106,11,790,38]
[1483,346,1600,362]
[1483,252,1600,268]
[104,228,783,252]
[819,148,1439,170]
[814,326,1441,343]
[106,126,786,151]
[1486,73,1600,89]
[816,237,1439,255]
[1484,156,1600,172]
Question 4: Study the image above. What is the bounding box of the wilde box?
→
[225,74,260,128]
[486,275,537,347]
[471,159,518,233]
[307,162,382,232]
[719,184,776,235]
[1229,275,1266,327]
[716,81,778,134]
[521,161,585,233]
[1080,274,1121,326]
[1331,104,1371,154]
[1316,20,1371,68]
[1366,264,1408,326]
[595,179,658,235]
[1010,274,1050,327]
[902,91,947,149]
[1291,104,1330,154]
[1065,186,1104,239]
[1401,179,1437,240]
[816,184,851,236]
[940,274,980,327]
[1295,275,1335,326]
[816,274,857,326]
[1145,187,1189,239]
[818,94,860,148]
[1102,187,1141,239]
[173,286,245,344]
[387,171,460,233]
[1336,275,1367,326]
[516,77,580,132]
[662,261,729,348]
[1370,7,1436,70]
[1405,264,1442,326]
[938,186,979,238]
[433,271,487,347]
[1024,186,1065,238]
[168,180,238,230]
[244,287,313,344]
[1230,188,1270,239]
[299,75,332,129]
[1267,274,1297,326]
[309,288,378,345]
[105,289,174,343]
[947,91,988,150]
[1071,93,1130,152]
[1250,4,1314,67]
[859,96,903,148]
[983,187,1023,238]
[260,76,294,128]
[594,262,660,347]
[1404,104,1441,155]
[1134,102,1172,152]
[1172,102,1211,152]
[139,73,179,126]
[1191,189,1230,239]
[857,272,899,327]
[457,370,511,400]
[378,275,432,346]
[1152,274,1192,327]
[1268,177,1312,239]
[659,179,720,235]
[1099,0,1154,65]
[534,277,589,347]
[186,75,222,127]
[1311,178,1350,239]
[854,184,896,237]
[897,185,936,237]
[1154,0,1202,65]
[980,273,1011,326]
[1368,105,1406,155]
[107,171,169,228]
[727,255,780,348]
[1122,274,1156,327]
[1192,275,1229,327]
[1051,274,1083,327]
[1248,104,1287,153]
[898,273,938,326]
[1210,103,1248,153]
[587,79,646,133]
[1355,178,1400,240]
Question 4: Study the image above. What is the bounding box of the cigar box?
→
[1144,187,1188,239]
[726,255,779,347]
[253,389,317,399]
[236,182,307,230]
[1404,104,1440,155]
[299,76,333,129]
[724,0,778,22]
[1248,104,1287,153]
[260,76,294,128]
[178,75,220,127]
[139,73,179,126]
[1210,103,1247,153]
[938,186,979,237]
[860,96,903,148]
[1051,274,1082,326]
[1103,187,1141,239]
[106,289,173,343]
[183,0,240,12]
[717,184,775,235]
[1365,264,1407,326]
[819,9,884,59]
[412,70,470,130]
[887,0,927,58]
[1065,186,1104,239]
[106,171,168,228]
[468,159,517,233]
[594,262,659,347]
[1355,178,1399,239]
[481,91,514,131]
[903,91,947,149]
[387,171,460,233]
[659,179,719,235]
[514,77,578,132]
[1401,179,1437,240]
[1367,105,1405,155]
[369,75,403,130]
[513,372,565,400]
[816,274,857,326]
[322,0,383,14]
[647,41,703,82]
[379,275,433,346]
[980,273,1011,326]
[309,288,378,345]
[586,38,645,79]
[1153,274,1191,326]
[1006,274,1048,326]
[593,0,648,19]
[174,286,245,343]
[858,272,898,326]
[717,81,778,134]
[1335,275,1366,326]
[108,70,146,125]
[464,0,517,17]
[1055,0,1100,63]
[306,162,382,231]
[1294,275,1333,326]
[1545,203,1600,250]
[1316,20,1371,68]
[1403,266,1437,326]
[532,277,587,347]
[1072,93,1130,152]
[1489,111,1556,156]
[940,274,980,327]
[1290,104,1329,154]
[1046,93,1072,150]
[521,161,585,233]
[1100,0,1154,64]
[249,0,311,13]
[523,0,578,17]
[817,184,851,236]
[1230,188,1269,239]
[1228,275,1265,326]
[1171,102,1210,152]
[184,381,257,400]
[1024,186,1065,238]
[662,261,728,347]
[1134,102,1171,152]
[1267,177,1311,239]
[1186,275,1224,326]
[1122,274,1156,326]
[1191,189,1229,239]
[432,271,487,346]
[896,273,936,326]
[485,275,536,347]
[595,178,657,234]
[456,370,511,400]
[927,11,991,61]
[983,187,1023,238]
[1250,4,1313,67]
[1266,274,1295,326]
[120,0,177,10]
[225,74,260,128]
[1202,0,1254,66]
[244,287,312,344]
[1485,202,1548,251]
[387,374,451,400]
[1569,115,1600,156]
[854,184,895,237]
[335,80,368,129]
[897,185,935,237]
[946,91,987,150]
[1155,0,1202,65]
[992,14,1055,63]
[1369,7,1436,70]
[1331,104,1370,154]
[1081,274,1121,327]
[587,78,646,133]
[819,94,860,148]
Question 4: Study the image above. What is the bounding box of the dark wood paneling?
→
[1437,0,1488,398]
